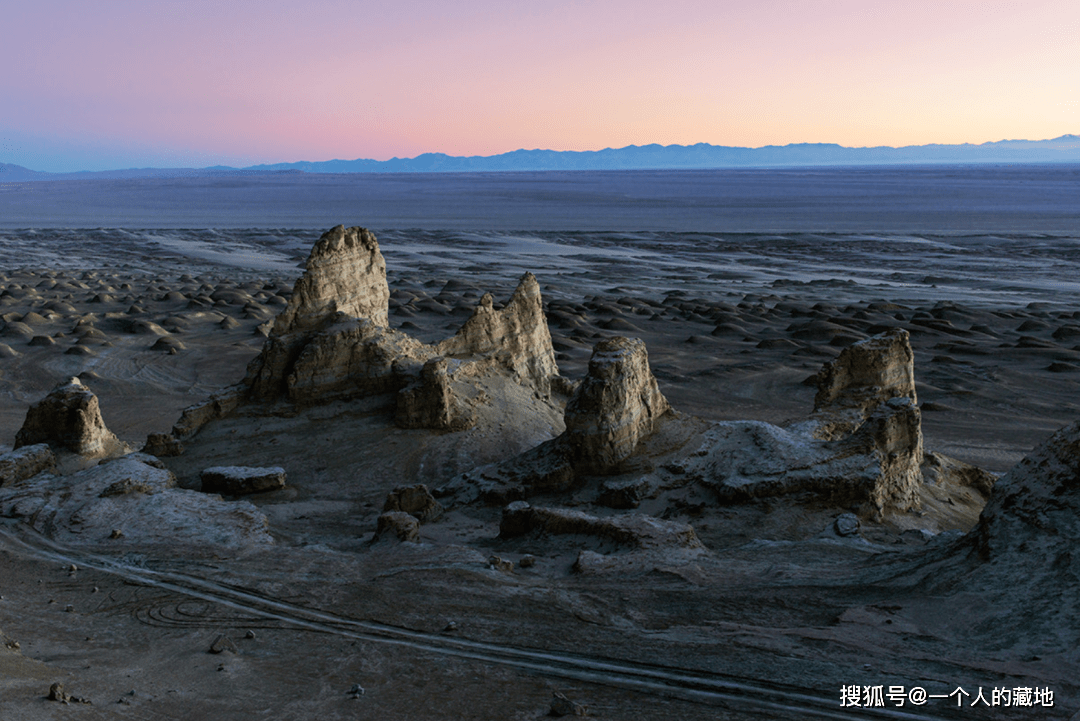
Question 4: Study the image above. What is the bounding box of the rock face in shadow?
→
[14,377,126,460]
[562,337,670,474]
[809,328,917,439]
[974,419,1080,560]
[282,317,429,404]
[435,273,559,394]
[394,358,475,431]
[0,444,56,487]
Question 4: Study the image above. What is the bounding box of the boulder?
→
[374,511,420,542]
[382,483,444,522]
[0,444,56,486]
[200,466,286,495]
[14,377,125,459]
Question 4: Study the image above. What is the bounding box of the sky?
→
[2,0,1078,172]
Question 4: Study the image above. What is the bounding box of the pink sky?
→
[3,0,1077,171]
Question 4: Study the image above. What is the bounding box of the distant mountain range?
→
[3,136,1079,180]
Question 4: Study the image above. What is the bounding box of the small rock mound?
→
[394,357,475,431]
[373,511,420,542]
[14,377,126,460]
[382,484,444,523]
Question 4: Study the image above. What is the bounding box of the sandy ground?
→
[1,227,1079,719]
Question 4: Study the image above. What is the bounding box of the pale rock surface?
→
[435,273,559,394]
[246,225,392,399]
[14,377,126,460]
[200,466,287,495]
[805,328,917,439]
[274,225,390,335]
[0,455,272,548]
[242,230,559,420]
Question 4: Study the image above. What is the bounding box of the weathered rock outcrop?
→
[446,330,939,519]
[691,400,922,517]
[274,225,390,334]
[14,377,126,459]
[241,229,560,421]
[441,336,673,502]
[807,328,917,439]
[0,455,273,548]
[562,337,670,473]
[200,466,286,495]
[246,225,392,400]
[170,385,246,441]
[0,444,56,487]
[973,420,1080,560]
[283,317,430,404]
[436,273,559,394]
[394,358,475,431]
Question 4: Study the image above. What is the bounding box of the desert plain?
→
[1,168,1079,720]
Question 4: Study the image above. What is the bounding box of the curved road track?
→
[0,523,951,721]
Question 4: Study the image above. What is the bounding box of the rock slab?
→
[201,466,286,495]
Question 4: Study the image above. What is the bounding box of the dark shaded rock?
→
[200,466,286,495]
[0,444,56,487]
[374,511,420,542]
[382,484,444,523]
